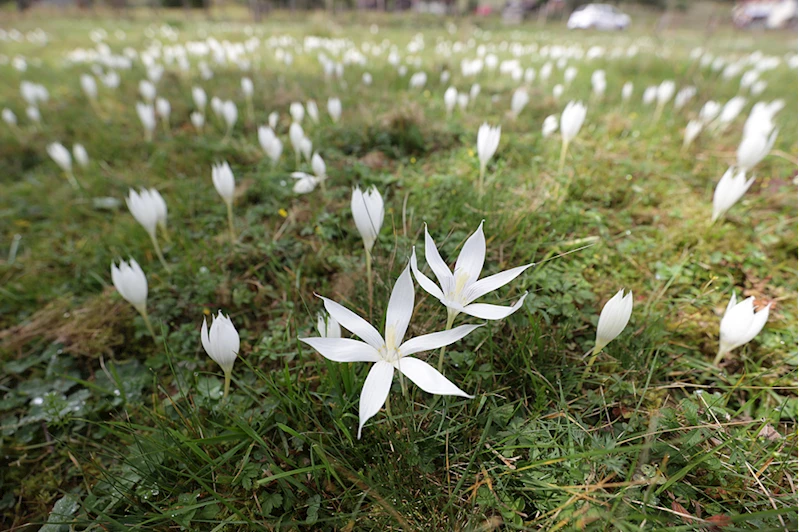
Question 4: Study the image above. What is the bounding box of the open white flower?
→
[300,264,480,438]
[411,222,530,322]
[510,87,529,118]
[327,97,342,123]
[291,172,318,194]
[716,292,770,364]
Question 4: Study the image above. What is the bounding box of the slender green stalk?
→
[223,371,231,398]
[365,244,373,315]
[578,345,601,391]
[138,308,157,342]
[712,348,726,367]
[64,170,80,191]
[222,126,232,144]
[226,202,236,243]
[295,150,301,170]
[558,138,570,175]
[161,118,170,136]
[149,232,170,272]
[653,103,664,123]
[478,163,485,195]
[437,309,457,372]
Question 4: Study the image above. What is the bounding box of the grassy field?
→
[0,10,797,531]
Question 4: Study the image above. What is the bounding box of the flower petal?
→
[424,225,454,294]
[463,263,532,304]
[462,293,528,320]
[454,221,486,287]
[358,361,394,439]
[319,296,384,349]
[396,357,473,397]
[385,264,414,346]
[300,337,380,363]
[399,324,482,356]
[411,247,445,301]
[201,317,211,355]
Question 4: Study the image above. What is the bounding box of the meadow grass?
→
[0,11,797,531]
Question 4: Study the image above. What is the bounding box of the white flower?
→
[258,126,283,164]
[136,102,156,140]
[222,100,237,130]
[717,292,770,361]
[201,311,240,375]
[306,100,319,123]
[300,264,479,438]
[80,74,98,100]
[191,111,205,131]
[2,108,17,126]
[241,77,253,98]
[73,144,89,168]
[594,289,633,353]
[737,128,777,172]
[656,80,676,106]
[212,162,235,205]
[457,92,469,110]
[111,258,148,314]
[621,81,633,101]
[564,66,577,85]
[712,167,755,222]
[351,186,384,252]
[26,106,41,124]
[317,312,341,338]
[289,122,305,161]
[102,71,120,89]
[311,152,326,181]
[542,115,558,138]
[552,84,564,100]
[290,102,305,123]
[411,222,530,321]
[149,188,168,232]
[192,86,207,112]
[560,101,586,144]
[674,86,696,109]
[291,172,318,194]
[716,96,747,129]
[476,123,501,174]
[642,86,657,105]
[591,70,606,97]
[683,120,703,149]
[210,96,223,118]
[155,97,170,121]
[47,142,72,173]
[699,100,721,124]
[470,83,481,102]
[510,87,529,118]
[327,97,342,123]
[444,86,457,116]
[268,111,279,129]
[363,72,373,85]
[126,188,161,237]
[138,79,156,102]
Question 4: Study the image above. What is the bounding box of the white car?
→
[567,4,631,30]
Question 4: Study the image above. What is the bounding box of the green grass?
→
[0,10,797,531]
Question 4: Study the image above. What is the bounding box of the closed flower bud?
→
[594,289,633,354]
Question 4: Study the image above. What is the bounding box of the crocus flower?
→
[138,80,156,103]
[654,80,675,119]
[2,108,17,127]
[306,100,319,124]
[192,86,207,114]
[716,96,747,132]
[737,128,777,172]
[712,167,754,222]
[300,264,479,438]
[222,100,237,141]
[47,142,78,189]
[155,97,171,134]
[621,81,633,101]
[682,120,703,150]
[510,87,529,119]
[642,86,657,105]
[289,122,305,168]
[258,126,283,165]
[317,312,341,338]
[327,97,342,123]
[476,123,500,192]
[201,311,240,397]
[542,115,558,138]
[81,74,98,105]
[311,152,327,188]
[558,101,587,173]
[594,289,633,354]
[26,106,41,125]
[73,143,89,168]
[191,111,205,133]
[411,222,530,325]
[715,292,770,365]
[212,162,236,241]
[299,137,313,162]
[457,93,469,110]
[470,83,481,102]
[127,188,170,270]
[241,77,254,123]
[111,258,155,338]
[291,172,318,194]
[136,102,156,142]
[444,86,457,117]
[699,100,721,124]
[552,84,564,100]
[268,111,279,129]
[352,186,384,305]
[290,102,305,123]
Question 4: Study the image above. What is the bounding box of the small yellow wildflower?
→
[278,208,288,218]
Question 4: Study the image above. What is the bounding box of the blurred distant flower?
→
[192,86,207,114]
[306,100,319,124]
[542,114,558,138]
[559,100,586,173]
[112,258,156,339]
[138,79,156,103]
[136,102,156,142]
[715,292,770,365]
[682,120,703,150]
[476,123,500,192]
[621,81,633,102]
[510,87,529,119]
[201,311,240,398]
[73,143,89,168]
[191,111,205,133]
[737,128,777,172]
[712,167,754,222]
[327,97,342,123]
[290,102,305,123]
[127,188,170,270]
[212,161,237,242]
[444,86,457,117]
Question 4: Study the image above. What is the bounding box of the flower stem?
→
[437,309,457,372]
[558,138,569,175]
[65,170,80,191]
[222,126,231,144]
[478,163,485,195]
[365,244,373,316]
[149,232,170,272]
[226,202,236,243]
[578,345,600,392]
[712,348,726,367]
[223,371,231,399]
[139,308,157,342]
